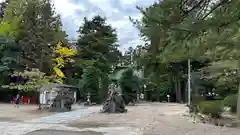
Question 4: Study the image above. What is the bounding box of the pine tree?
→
[81,66,100,102]
[75,15,121,102]
[76,15,119,72]
[137,0,240,117]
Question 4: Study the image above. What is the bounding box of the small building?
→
[39,83,78,109]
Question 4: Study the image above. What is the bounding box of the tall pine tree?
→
[76,15,120,102]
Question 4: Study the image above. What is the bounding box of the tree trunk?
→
[173,76,177,102]
[157,91,160,102]
[237,60,240,120]
[174,75,181,103]
[37,92,42,110]
[187,59,191,105]
[178,79,182,103]
[237,81,240,120]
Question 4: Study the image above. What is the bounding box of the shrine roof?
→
[39,83,78,91]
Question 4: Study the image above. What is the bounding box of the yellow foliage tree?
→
[0,19,19,37]
[53,41,76,83]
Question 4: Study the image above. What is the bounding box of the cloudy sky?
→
[0,0,157,51]
[51,0,157,51]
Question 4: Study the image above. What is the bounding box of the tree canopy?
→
[130,0,240,117]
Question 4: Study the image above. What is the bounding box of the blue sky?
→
[52,0,157,51]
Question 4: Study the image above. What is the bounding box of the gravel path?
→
[0,105,138,135]
[25,106,99,124]
[69,103,240,135]
[0,106,100,135]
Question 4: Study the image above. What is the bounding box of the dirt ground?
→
[0,103,54,121]
[69,103,240,135]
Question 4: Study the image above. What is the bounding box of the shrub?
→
[191,95,205,105]
[188,95,205,113]
[198,100,223,118]
[223,94,237,113]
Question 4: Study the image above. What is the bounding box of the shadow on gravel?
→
[25,129,103,135]
[0,117,22,122]
[69,122,110,129]
[0,117,13,121]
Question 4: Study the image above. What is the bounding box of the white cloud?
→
[4,0,156,50]
[52,0,158,50]
[52,0,81,17]
[1,0,154,50]
[52,0,84,26]
[120,0,137,5]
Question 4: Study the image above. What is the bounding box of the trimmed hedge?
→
[188,95,204,113]
[198,100,223,118]
[223,94,237,113]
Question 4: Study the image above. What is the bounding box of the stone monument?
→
[100,85,127,113]
[84,92,92,106]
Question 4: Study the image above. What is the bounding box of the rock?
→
[100,87,127,113]
[84,101,92,106]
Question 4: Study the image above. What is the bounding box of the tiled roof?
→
[110,67,143,80]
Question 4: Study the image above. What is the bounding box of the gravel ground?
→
[0,105,137,135]
[0,104,54,122]
[69,103,240,135]
[1,103,239,135]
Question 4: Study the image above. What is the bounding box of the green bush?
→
[188,95,205,113]
[198,100,223,118]
[223,94,237,113]
[191,95,205,105]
